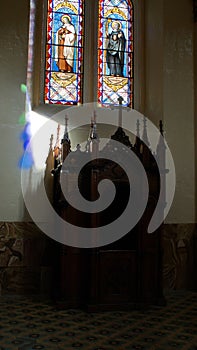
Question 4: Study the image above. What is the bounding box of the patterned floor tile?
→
[0,291,196,349]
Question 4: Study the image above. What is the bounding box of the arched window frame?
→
[28,0,145,117]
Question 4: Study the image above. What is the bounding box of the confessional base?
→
[86,298,166,312]
[54,295,166,312]
[54,245,165,311]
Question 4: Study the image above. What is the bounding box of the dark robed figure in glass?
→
[106,21,126,77]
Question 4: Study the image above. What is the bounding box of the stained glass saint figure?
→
[55,15,76,73]
[106,21,126,77]
[98,0,133,107]
[45,0,84,105]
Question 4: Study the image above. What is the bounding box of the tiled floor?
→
[0,291,196,350]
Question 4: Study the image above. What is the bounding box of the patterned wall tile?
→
[0,222,53,296]
[163,224,196,290]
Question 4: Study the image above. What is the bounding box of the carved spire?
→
[142,117,150,148]
[110,96,132,147]
[54,124,60,150]
[46,134,54,167]
[159,120,164,136]
[156,120,167,214]
[134,119,141,153]
[61,115,71,162]
[53,124,61,165]
[91,110,98,140]
[156,120,166,166]
[62,115,70,143]
[86,111,99,153]
[45,134,54,205]
[140,117,152,166]
[49,134,54,151]
[118,96,124,129]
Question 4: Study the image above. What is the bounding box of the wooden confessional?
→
[50,112,166,311]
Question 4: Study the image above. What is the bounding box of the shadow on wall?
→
[0,134,59,297]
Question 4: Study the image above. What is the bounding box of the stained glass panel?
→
[98,0,133,107]
[45,0,84,105]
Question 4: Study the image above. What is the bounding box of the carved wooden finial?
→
[49,134,54,150]
[86,111,99,154]
[142,116,150,147]
[134,120,141,153]
[159,120,164,136]
[55,124,60,148]
[53,124,61,163]
[53,124,61,158]
[63,114,70,142]
[65,114,68,128]
[89,111,97,135]
[88,111,98,141]
[156,120,166,156]
[118,96,124,128]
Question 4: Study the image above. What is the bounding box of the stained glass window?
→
[98,0,133,107]
[45,0,84,105]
